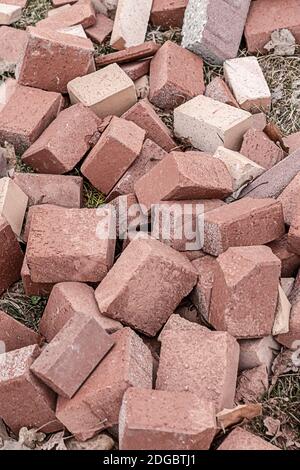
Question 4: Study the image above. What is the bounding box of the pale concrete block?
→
[213,146,264,191]
[224,57,271,113]
[238,336,280,372]
[174,95,254,153]
[272,284,291,336]
[67,63,137,118]
[110,0,152,50]
[0,4,22,25]
[0,177,28,236]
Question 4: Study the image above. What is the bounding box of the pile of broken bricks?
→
[0,0,300,451]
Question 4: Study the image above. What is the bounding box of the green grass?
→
[14,0,52,29]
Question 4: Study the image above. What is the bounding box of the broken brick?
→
[150,0,188,28]
[240,128,285,170]
[288,213,300,255]
[268,234,300,277]
[191,255,219,321]
[86,12,113,44]
[0,26,28,75]
[121,60,151,81]
[21,257,54,297]
[37,0,96,30]
[95,41,160,67]
[205,77,239,108]
[0,177,28,236]
[0,310,39,352]
[277,173,300,225]
[0,216,24,296]
[0,3,21,25]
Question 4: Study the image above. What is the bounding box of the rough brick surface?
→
[119,388,216,450]
[0,310,39,352]
[149,40,205,110]
[182,0,251,64]
[81,116,145,194]
[240,129,285,170]
[135,152,233,213]
[107,193,145,240]
[209,246,281,338]
[236,365,269,402]
[277,173,300,225]
[121,60,150,81]
[0,345,62,434]
[39,282,122,342]
[68,63,137,118]
[21,257,54,297]
[22,104,101,174]
[276,290,300,349]
[26,206,116,283]
[218,427,280,450]
[0,26,28,74]
[86,12,113,44]
[203,198,285,256]
[191,255,218,321]
[268,235,300,277]
[158,313,209,342]
[151,0,188,28]
[56,328,153,441]
[0,80,63,153]
[95,236,197,336]
[239,336,280,372]
[37,0,96,29]
[0,217,23,296]
[288,213,300,255]
[283,132,300,154]
[0,177,28,236]
[156,329,239,412]
[205,76,239,108]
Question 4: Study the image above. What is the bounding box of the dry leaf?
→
[263,417,282,438]
[18,427,46,450]
[264,29,296,56]
[217,404,262,430]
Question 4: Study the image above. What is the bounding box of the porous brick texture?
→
[151,0,188,28]
[240,129,285,170]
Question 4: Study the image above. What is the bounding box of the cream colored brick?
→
[110,0,152,50]
[213,146,264,191]
[0,177,28,236]
[0,4,22,25]
[174,95,254,153]
[67,63,137,118]
[272,284,291,336]
[224,57,271,113]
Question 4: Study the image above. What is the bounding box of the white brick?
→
[224,57,271,113]
[0,4,22,25]
[0,177,28,236]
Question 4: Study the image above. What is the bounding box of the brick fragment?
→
[81,116,145,194]
[68,63,137,118]
[0,310,39,352]
[110,0,152,50]
[39,282,122,342]
[17,26,94,93]
[31,314,114,398]
[121,60,150,81]
[276,290,300,349]
[86,12,113,43]
[21,257,54,297]
[0,177,28,236]
[277,173,300,225]
[37,0,96,29]
[13,173,83,208]
[268,235,300,277]
[0,217,23,295]
[273,284,291,336]
[151,0,187,28]
[95,41,160,67]
[0,345,62,434]
[191,255,218,321]
[149,40,205,110]
[203,198,285,256]
[209,246,281,338]
[218,427,280,450]
[119,388,216,450]
[0,26,27,74]
[0,3,21,25]
[26,206,116,283]
[22,104,101,174]
[181,0,251,64]
[56,327,153,441]
[156,328,239,412]
[238,336,280,372]
[235,365,268,403]
[95,236,197,336]
[0,79,63,153]
[240,129,285,170]
[283,131,300,154]
[174,95,256,153]
[205,77,239,108]
[288,214,300,255]
[245,0,300,54]
[135,152,233,213]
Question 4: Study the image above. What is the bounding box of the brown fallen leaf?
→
[263,416,282,438]
[217,404,262,431]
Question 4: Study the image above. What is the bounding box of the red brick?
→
[288,213,300,255]
[52,0,77,6]
[23,204,57,243]
[276,290,300,349]
[205,77,239,108]
[240,129,285,170]
[0,80,63,154]
[81,116,145,194]
[122,99,176,152]
[17,26,94,93]
[121,60,150,81]
[209,246,281,338]
[0,310,39,352]
[0,345,62,434]
[107,139,167,201]
[95,41,160,67]
[135,152,233,213]
[39,281,121,342]
[119,388,216,450]
[13,173,83,207]
[26,206,116,283]
[235,365,268,402]
[95,236,197,336]
[150,0,187,28]
[37,0,96,30]
[268,235,300,277]
[31,314,114,398]
[158,313,209,342]
[107,193,146,240]
[203,198,285,256]
[277,173,300,225]
[283,132,300,154]
[21,257,54,297]
[0,217,23,296]
[191,255,218,321]
[0,26,28,74]
[149,41,205,110]
[86,13,113,44]
[156,328,239,412]
[22,104,101,174]
[56,327,153,441]
[218,427,280,450]
[245,0,300,54]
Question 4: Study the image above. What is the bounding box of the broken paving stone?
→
[150,0,188,28]
[216,404,262,430]
[240,128,285,171]
[81,116,145,194]
[31,313,114,399]
[273,284,291,336]
[22,104,101,175]
[238,336,280,372]
[119,388,216,450]
[0,3,21,25]
[0,310,39,352]
[205,77,239,108]
[37,0,96,30]
[110,0,152,50]
[181,0,251,65]
[0,216,23,296]
[268,234,300,277]
[39,281,122,343]
[56,327,153,441]
[217,427,280,450]
[0,26,27,75]
[121,60,150,81]
[276,290,300,349]
[21,256,54,297]
[235,365,269,403]
[277,173,300,225]
[86,12,113,44]
[149,40,205,110]
[191,255,219,321]
[96,236,197,336]
[156,328,239,412]
[135,152,233,213]
[264,28,296,56]
[0,177,28,236]
[68,63,137,118]
[26,206,116,283]
[224,57,271,113]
